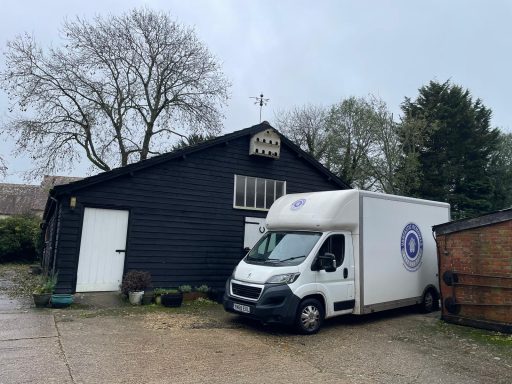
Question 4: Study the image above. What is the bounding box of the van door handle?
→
[343,268,348,279]
[115,249,126,253]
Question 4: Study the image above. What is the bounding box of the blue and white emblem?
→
[400,223,423,271]
[290,198,306,211]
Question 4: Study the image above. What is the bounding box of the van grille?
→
[231,282,262,300]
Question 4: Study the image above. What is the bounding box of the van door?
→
[313,233,355,316]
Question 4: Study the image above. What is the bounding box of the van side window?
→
[317,235,345,267]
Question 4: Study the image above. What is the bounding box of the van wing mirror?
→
[318,252,336,272]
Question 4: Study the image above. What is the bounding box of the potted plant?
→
[153,288,168,305]
[33,273,57,308]
[160,289,183,307]
[120,270,152,305]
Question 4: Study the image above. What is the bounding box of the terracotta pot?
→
[183,292,208,301]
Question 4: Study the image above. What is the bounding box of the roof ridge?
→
[50,122,349,196]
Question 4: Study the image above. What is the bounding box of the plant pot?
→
[183,292,208,301]
[50,294,74,308]
[161,292,183,307]
[142,290,154,305]
[155,295,162,305]
[33,293,51,308]
[128,291,144,305]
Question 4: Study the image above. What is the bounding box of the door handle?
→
[115,249,126,253]
[343,268,348,279]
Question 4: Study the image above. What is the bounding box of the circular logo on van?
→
[400,223,423,271]
[290,198,306,210]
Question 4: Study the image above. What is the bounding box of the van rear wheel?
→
[295,298,324,334]
[420,289,438,313]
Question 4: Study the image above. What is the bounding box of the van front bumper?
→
[223,277,300,325]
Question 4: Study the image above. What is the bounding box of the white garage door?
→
[76,207,129,292]
[244,217,267,252]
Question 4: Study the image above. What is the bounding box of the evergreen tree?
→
[489,132,512,211]
[400,80,500,219]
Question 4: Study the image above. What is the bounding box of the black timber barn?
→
[42,123,349,294]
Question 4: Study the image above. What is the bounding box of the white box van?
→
[223,190,450,334]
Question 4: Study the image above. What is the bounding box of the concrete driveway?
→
[1,297,511,384]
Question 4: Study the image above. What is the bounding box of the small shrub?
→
[154,288,179,295]
[0,215,41,263]
[33,272,58,294]
[178,284,192,293]
[120,270,152,295]
[195,284,209,293]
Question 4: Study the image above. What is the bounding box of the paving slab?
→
[0,312,57,341]
[73,292,125,309]
[0,292,30,312]
[0,337,72,384]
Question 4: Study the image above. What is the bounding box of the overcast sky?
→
[1,0,511,183]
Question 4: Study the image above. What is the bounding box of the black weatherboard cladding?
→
[51,126,346,293]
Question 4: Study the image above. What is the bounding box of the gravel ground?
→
[51,301,512,384]
[1,264,511,383]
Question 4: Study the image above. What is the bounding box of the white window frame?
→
[233,175,286,211]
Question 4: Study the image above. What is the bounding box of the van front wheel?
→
[295,298,324,334]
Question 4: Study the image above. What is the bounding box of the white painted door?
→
[76,207,129,292]
[244,217,267,251]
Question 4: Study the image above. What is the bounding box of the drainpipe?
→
[49,196,61,276]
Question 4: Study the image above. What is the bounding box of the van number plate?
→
[233,303,251,313]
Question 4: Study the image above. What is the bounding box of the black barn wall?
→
[53,134,343,293]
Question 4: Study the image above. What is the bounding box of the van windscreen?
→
[245,231,321,266]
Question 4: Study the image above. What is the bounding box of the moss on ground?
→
[434,319,512,357]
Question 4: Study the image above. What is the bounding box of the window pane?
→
[246,177,256,208]
[265,180,275,209]
[235,175,245,207]
[276,181,285,199]
[256,178,265,209]
[317,235,345,268]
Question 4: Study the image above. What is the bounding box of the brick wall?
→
[436,220,512,325]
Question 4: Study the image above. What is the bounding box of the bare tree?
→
[364,98,402,194]
[1,8,230,178]
[275,105,330,164]
[0,156,6,178]
[276,96,411,193]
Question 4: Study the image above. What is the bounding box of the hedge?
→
[0,215,41,263]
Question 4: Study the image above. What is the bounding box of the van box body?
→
[223,190,450,330]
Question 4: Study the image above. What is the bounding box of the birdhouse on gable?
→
[249,128,280,159]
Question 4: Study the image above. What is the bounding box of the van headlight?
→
[266,273,300,284]
[231,266,238,279]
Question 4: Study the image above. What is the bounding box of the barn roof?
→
[0,176,82,216]
[50,122,350,197]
